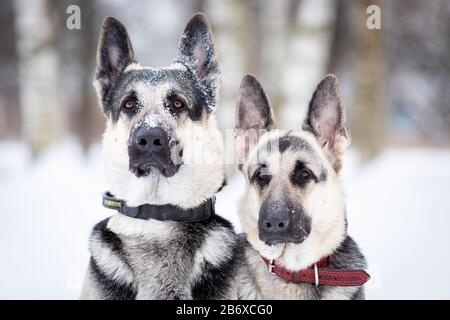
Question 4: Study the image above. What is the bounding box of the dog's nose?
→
[134,127,169,153]
[128,126,180,178]
[261,215,290,234]
[258,200,296,244]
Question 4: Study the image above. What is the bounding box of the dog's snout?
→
[258,199,311,245]
[261,215,290,234]
[128,126,180,178]
[134,127,169,153]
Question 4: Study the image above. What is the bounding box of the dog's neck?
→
[280,235,346,271]
[107,212,178,239]
[104,182,224,238]
[258,222,347,272]
[102,192,216,222]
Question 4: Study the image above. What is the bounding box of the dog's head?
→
[94,14,224,209]
[235,74,351,269]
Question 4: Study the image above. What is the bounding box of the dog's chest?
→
[122,230,200,299]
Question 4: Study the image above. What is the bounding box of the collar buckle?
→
[268,259,275,275]
[314,263,319,286]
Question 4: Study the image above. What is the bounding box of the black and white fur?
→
[234,74,368,300]
[80,14,256,300]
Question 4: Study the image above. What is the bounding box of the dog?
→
[234,74,369,299]
[80,13,256,300]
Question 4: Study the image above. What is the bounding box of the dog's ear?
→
[175,13,220,112]
[176,13,219,81]
[303,74,351,171]
[236,75,275,131]
[234,75,275,169]
[94,17,135,107]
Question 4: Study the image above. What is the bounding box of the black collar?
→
[102,192,215,222]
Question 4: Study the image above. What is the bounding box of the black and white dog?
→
[80,14,256,300]
[234,74,369,299]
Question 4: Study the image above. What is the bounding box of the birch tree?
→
[14,0,62,155]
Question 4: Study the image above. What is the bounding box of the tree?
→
[328,0,387,161]
[352,0,386,161]
[0,0,20,139]
[14,0,62,155]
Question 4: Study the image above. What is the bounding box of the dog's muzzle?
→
[128,126,181,178]
[258,200,311,245]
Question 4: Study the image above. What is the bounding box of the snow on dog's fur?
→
[80,14,256,300]
[101,102,225,209]
[235,74,367,299]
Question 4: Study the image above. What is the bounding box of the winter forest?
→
[0,0,450,299]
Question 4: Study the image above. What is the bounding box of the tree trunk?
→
[351,0,386,161]
[14,0,63,155]
[279,0,336,129]
[0,0,20,139]
[70,0,99,151]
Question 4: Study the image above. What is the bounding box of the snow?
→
[343,149,450,299]
[0,141,449,299]
[0,141,105,299]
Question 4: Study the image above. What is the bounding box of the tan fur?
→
[237,129,356,299]
[239,130,347,271]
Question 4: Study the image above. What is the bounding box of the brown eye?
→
[299,169,311,179]
[122,99,135,109]
[292,162,315,188]
[172,99,185,109]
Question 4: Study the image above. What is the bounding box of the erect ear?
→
[234,75,275,169]
[94,17,135,107]
[302,74,351,171]
[174,13,220,112]
[235,75,275,131]
[176,13,219,80]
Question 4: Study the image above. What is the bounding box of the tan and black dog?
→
[234,74,369,299]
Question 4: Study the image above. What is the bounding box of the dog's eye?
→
[292,164,314,188]
[253,168,271,189]
[298,169,311,180]
[170,99,186,111]
[122,99,136,110]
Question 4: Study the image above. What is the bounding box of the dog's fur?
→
[234,74,367,299]
[80,14,256,300]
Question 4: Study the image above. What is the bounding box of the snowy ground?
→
[0,141,449,299]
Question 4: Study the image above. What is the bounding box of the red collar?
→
[261,256,370,287]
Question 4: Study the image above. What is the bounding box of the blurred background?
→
[0,0,449,299]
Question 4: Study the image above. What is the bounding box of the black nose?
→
[258,200,312,244]
[258,200,294,244]
[134,127,169,153]
[261,215,290,234]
